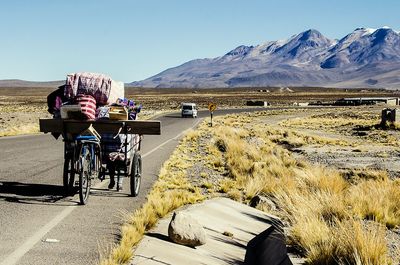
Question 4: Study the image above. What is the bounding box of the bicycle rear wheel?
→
[79,147,91,205]
[130,152,142,197]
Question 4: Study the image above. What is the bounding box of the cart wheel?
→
[63,156,75,195]
[79,148,91,205]
[130,152,142,197]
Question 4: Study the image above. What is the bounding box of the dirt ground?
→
[0,86,398,136]
[274,107,400,179]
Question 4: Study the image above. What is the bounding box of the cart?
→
[39,118,161,205]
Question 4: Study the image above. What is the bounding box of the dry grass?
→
[266,126,350,147]
[203,112,398,264]
[280,110,380,129]
[201,181,213,189]
[296,219,389,265]
[0,101,48,137]
[0,123,40,137]
[348,179,400,228]
[281,116,378,129]
[99,132,205,265]
[342,169,389,184]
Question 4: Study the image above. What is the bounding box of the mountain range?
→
[0,79,64,88]
[132,27,400,89]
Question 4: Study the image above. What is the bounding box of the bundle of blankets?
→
[47,72,142,121]
[47,72,142,162]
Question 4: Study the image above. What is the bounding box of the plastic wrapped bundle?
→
[65,72,124,105]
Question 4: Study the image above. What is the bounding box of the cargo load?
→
[47,73,142,125]
[64,72,124,105]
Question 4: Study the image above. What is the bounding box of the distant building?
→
[334,97,400,106]
[246,100,269,106]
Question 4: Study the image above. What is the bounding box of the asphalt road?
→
[0,107,273,265]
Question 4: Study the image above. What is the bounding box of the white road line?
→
[1,118,203,265]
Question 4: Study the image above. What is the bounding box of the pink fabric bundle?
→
[65,72,112,105]
[76,94,96,120]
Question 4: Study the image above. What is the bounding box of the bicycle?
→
[63,134,102,205]
[40,118,160,205]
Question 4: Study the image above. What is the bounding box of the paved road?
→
[0,107,275,265]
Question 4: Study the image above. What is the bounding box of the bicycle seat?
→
[75,135,98,141]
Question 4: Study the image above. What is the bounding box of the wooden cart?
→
[39,118,161,204]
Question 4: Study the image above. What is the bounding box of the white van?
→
[181,103,198,118]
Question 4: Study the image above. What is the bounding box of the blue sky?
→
[0,0,399,82]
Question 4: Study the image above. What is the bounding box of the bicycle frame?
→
[76,137,102,176]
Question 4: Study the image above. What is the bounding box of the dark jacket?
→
[47,85,67,114]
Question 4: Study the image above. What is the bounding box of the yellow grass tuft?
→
[342,169,388,184]
[218,178,237,193]
[348,179,400,228]
[0,123,39,137]
[339,220,389,265]
[227,189,243,202]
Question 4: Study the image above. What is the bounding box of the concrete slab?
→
[131,197,301,265]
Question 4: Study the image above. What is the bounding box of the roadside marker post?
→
[208,103,217,127]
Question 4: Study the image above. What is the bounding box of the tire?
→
[130,152,142,197]
[78,147,91,205]
[63,156,75,195]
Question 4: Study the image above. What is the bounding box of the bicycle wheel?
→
[79,147,91,205]
[63,155,75,195]
[130,152,142,197]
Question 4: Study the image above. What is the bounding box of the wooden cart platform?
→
[39,119,161,135]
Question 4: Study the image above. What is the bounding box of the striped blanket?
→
[76,94,96,120]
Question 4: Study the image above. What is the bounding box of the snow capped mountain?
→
[224,45,254,57]
[268,29,334,61]
[132,27,400,89]
[321,27,400,69]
